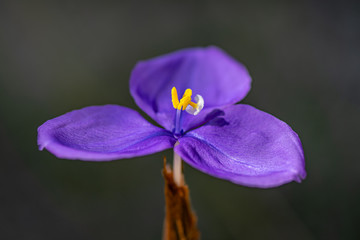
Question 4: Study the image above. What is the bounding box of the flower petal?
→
[175,104,306,188]
[130,46,251,132]
[38,105,176,161]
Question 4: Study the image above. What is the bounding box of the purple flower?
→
[37,46,306,188]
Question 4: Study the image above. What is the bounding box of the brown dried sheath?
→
[162,157,200,240]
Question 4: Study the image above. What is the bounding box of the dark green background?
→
[1,1,359,239]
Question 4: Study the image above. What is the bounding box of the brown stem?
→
[162,157,200,240]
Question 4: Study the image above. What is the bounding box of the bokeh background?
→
[1,1,359,239]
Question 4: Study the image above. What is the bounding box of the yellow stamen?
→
[182,89,192,99]
[171,87,194,110]
[171,87,179,109]
[179,96,191,110]
[189,102,198,109]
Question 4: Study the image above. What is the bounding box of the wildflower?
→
[37,46,306,188]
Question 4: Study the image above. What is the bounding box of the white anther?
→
[185,94,204,115]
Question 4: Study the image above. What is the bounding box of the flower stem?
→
[162,156,200,240]
[173,142,182,186]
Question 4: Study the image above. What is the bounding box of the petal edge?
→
[38,105,176,161]
[175,104,306,188]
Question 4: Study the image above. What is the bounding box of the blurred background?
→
[0,1,359,239]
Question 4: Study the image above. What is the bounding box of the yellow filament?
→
[171,87,197,110]
[189,102,198,109]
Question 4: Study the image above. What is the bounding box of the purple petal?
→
[38,105,176,161]
[130,46,252,132]
[175,104,306,188]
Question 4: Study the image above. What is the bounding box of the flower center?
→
[171,87,204,136]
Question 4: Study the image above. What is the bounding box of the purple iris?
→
[37,46,306,188]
